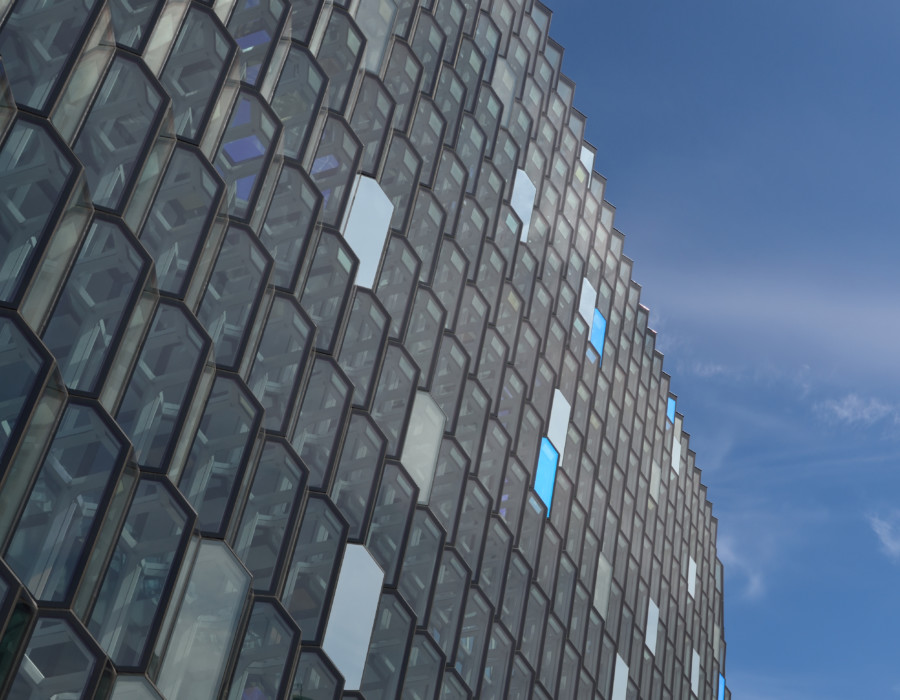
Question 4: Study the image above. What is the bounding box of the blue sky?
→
[549,1,900,697]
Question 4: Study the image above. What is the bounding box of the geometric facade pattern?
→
[0,0,729,698]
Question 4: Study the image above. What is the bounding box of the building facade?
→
[0,0,729,698]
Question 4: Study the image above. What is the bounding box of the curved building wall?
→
[0,0,729,698]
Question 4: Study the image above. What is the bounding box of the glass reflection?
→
[157,540,251,700]
[5,402,125,602]
[9,616,97,700]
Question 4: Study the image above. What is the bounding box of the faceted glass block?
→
[74,56,165,211]
[115,301,208,470]
[4,401,126,602]
[157,540,251,700]
[9,615,97,699]
[88,477,191,668]
[42,218,148,393]
[0,118,75,302]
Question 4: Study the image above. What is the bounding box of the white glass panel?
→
[401,391,446,503]
[322,544,385,689]
[688,557,697,598]
[547,389,571,462]
[579,145,594,175]
[511,169,536,242]
[340,175,394,288]
[691,649,700,696]
[578,277,597,325]
[671,421,683,474]
[593,553,612,618]
[612,653,628,700]
[645,599,659,655]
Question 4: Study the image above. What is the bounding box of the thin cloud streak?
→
[868,511,900,561]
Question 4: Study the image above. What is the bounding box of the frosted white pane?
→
[691,648,700,695]
[511,169,536,242]
[688,557,697,598]
[578,277,597,325]
[322,544,385,689]
[612,653,629,700]
[340,175,394,288]
[400,391,446,503]
[593,552,612,618]
[547,389,571,462]
[645,599,659,655]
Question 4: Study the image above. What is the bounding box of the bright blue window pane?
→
[666,397,676,423]
[535,438,559,517]
[590,309,606,358]
[718,674,726,700]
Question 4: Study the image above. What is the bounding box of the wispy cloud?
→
[868,511,900,560]
[814,394,898,426]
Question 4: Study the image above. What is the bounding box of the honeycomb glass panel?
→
[138,145,222,297]
[350,74,395,175]
[197,223,270,369]
[115,300,208,470]
[375,235,419,339]
[337,291,389,406]
[401,631,444,700]
[454,588,491,693]
[281,495,346,642]
[0,118,75,302]
[0,316,46,463]
[213,90,278,219]
[360,591,414,699]
[73,56,164,211]
[270,46,326,159]
[355,0,397,73]
[455,479,489,575]
[370,344,418,456]
[292,648,344,700]
[428,439,468,537]
[398,507,444,622]
[227,599,297,700]
[365,460,416,584]
[410,12,445,94]
[291,355,352,489]
[330,411,386,540]
[8,615,97,700]
[247,294,313,434]
[480,623,512,700]
[159,6,233,141]
[108,0,161,51]
[42,217,148,393]
[383,42,422,132]
[227,0,287,85]
[405,286,444,384]
[232,440,305,592]
[310,115,361,226]
[299,230,356,352]
[409,97,445,186]
[316,9,364,112]
[379,135,421,230]
[4,401,126,603]
[0,0,101,112]
[88,477,191,668]
[177,373,261,534]
[427,548,468,659]
[478,517,511,611]
[157,540,251,700]
[258,163,321,289]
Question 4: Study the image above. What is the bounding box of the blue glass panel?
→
[589,308,606,358]
[718,674,726,700]
[534,437,559,516]
[667,396,676,423]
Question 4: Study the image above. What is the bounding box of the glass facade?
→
[0,1,729,698]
